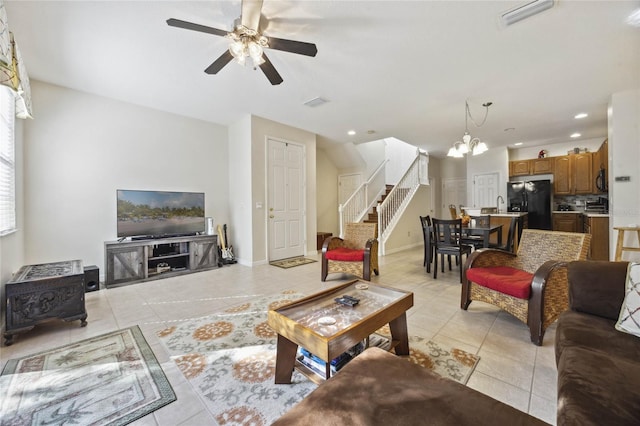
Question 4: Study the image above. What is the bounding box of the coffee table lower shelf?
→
[294,335,404,385]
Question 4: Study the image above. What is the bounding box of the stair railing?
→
[339,160,388,237]
[377,151,427,255]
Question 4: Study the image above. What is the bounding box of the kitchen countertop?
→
[492,212,528,217]
[552,210,610,218]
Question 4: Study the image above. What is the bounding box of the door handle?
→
[270,215,274,219]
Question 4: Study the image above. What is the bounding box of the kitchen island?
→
[488,212,528,251]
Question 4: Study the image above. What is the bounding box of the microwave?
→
[595,167,607,192]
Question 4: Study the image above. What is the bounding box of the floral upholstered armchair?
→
[461,229,591,345]
[321,222,379,281]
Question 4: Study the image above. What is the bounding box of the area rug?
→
[0,326,176,426]
[269,257,317,269]
[157,292,480,426]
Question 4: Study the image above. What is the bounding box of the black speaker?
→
[84,265,100,292]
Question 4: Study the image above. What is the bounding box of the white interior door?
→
[442,178,466,218]
[473,172,499,208]
[338,173,362,204]
[268,139,305,261]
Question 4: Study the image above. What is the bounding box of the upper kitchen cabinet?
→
[553,153,593,195]
[574,153,593,194]
[510,160,531,176]
[531,157,554,175]
[554,156,572,194]
[509,157,554,177]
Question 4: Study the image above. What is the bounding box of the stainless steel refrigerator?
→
[507,179,552,230]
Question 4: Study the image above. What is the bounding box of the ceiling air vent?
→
[500,0,555,26]
[303,97,328,107]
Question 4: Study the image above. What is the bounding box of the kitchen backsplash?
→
[554,194,609,211]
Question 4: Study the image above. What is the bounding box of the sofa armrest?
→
[567,260,628,321]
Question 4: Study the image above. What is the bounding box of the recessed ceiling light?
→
[574,113,588,119]
[570,133,581,138]
[347,130,356,136]
[514,142,523,146]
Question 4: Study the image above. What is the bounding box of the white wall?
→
[228,115,253,265]
[508,137,605,160]
[384,185,430,254]
[316,148,339,239]
[22,81,229,275]
[384,137,419,184]
[609,89,640,261]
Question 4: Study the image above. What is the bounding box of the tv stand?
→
[104,234,219,287]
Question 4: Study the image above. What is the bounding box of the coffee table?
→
[267,279,413,384]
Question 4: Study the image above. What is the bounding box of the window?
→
[0,85,15,236]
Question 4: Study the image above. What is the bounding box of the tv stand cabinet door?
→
[190,236,219,270]
[106,245,146,285]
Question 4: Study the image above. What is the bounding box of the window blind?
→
[0,84,15,235]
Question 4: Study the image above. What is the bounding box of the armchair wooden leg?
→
[460,278,472,310]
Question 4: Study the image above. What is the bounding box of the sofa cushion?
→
[557,346,640,426]
[274,347,546,426]
[466,266,534,299]
[568,260,628,320]
[615,262,640,337]
[325,248,364,262]
[555,310,640,366]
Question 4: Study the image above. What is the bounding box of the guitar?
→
[223,224,235,261]
[217,224,233,260]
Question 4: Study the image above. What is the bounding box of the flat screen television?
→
[117,190,205,239]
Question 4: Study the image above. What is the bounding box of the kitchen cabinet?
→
[510,160,531,177]
[583,215,610,260]
[554,156,572,195]
[573,153,593,194]
[552,213,581,233]
[553,153,593,195]
[531,157,554,175]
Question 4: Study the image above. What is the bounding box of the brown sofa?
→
[556,261,640,425]
[274,347,545,426]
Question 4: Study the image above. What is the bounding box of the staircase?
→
[339,150,428,255]
[364,185,394,227]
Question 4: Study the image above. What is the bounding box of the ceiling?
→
[4,1,640,157]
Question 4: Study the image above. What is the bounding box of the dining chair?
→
[489,216,518,252]
[448,205,458,219]
[419,215,434,273]
[462,215,490,249]
[432,218,473,282]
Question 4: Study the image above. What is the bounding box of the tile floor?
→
[0,246,557,425]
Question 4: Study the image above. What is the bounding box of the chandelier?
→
[226,21,268,67]
[447,100,492,158]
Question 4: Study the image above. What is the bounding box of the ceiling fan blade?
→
[166,18,228,37]
[259,53,283,85]
[267,37,318,57]
[241,0,263,30]
[205,50,234,74]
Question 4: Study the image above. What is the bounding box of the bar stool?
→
[613,226,640,261]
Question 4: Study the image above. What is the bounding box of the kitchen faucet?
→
[497,195,505,212]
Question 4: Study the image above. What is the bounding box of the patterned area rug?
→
[269,257,317,269]
[0,326,176,426]
[157,292,480,426]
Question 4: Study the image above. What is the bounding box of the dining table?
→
[461,223,503,248]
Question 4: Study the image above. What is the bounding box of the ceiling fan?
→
[167,0,318,85]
